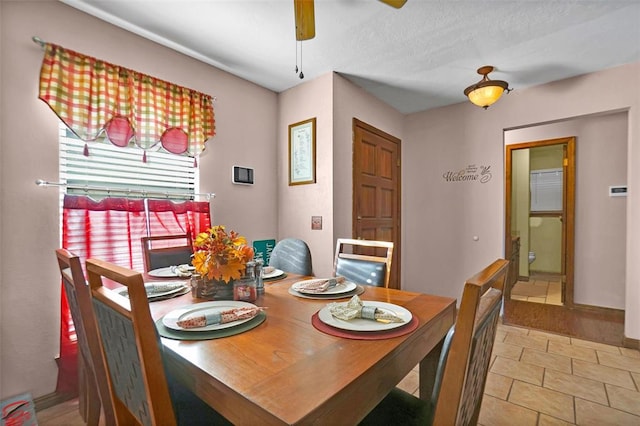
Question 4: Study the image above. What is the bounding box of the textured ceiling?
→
[61,0,640,114]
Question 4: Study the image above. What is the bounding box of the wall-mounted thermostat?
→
[232,166,254,185]
[609,185,627,197]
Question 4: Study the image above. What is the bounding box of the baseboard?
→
[623,336,640,350]
[33,390,77,412]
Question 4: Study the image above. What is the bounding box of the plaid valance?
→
[38,43,215,158]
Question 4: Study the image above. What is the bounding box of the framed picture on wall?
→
[288,117,316,185]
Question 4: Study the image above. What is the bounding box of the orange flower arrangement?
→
[191,225,254,283]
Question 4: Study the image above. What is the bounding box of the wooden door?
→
[353,119,401,289]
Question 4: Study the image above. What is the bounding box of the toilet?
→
[528,251,536,264]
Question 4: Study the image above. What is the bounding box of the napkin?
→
[172,264,194,278]
[176,306,264,329]
[328,295,404,323]
[295,276,346,293]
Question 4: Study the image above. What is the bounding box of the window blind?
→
[530,168,563,212]
[59,125,197,200]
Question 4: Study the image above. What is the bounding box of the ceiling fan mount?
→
[294,0,407,41]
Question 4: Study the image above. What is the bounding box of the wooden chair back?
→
[86,258,177,426]
[55,249,117,426]
[432,258,509,425]
[268,238,313,275]
[141,233,193,272]
[333,238,394,287]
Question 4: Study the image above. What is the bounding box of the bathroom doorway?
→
[504,137,576,327]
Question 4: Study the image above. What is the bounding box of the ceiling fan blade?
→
[294,0,315,41]
[379,0,407,8]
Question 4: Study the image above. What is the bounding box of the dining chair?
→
[268,238,313,275]
[85,258,232,426]
[55,249,117,426]
[360,258,510,426]
[333,238,394,287]
[141,233,193,272]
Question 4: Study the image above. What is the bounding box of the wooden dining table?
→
[147,274,456,425]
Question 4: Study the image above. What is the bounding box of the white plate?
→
[117,282,187,300]
[292,279,357,295]
[162,301,258,332]
[318,301,412,332]
[263,268,284,279]
[148,265,193,278]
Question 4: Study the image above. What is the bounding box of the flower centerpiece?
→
[191,225,254,299]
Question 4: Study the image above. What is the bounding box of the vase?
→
[191,275,235,300]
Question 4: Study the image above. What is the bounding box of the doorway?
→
[509,141,571,306]
[504,137,575,323]
[352,119,401,289]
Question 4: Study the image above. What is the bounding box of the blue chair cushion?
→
[336,257,386,287]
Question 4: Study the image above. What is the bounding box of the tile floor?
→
[511,277,563,305]
[38,322,640,425]
[397,322,640,425]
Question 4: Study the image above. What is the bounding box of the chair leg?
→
[79,355,102,426]
[78,355,88,422]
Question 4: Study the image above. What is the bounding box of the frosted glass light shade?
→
[464,66,510,109]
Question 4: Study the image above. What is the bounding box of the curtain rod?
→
[35,180,215,201]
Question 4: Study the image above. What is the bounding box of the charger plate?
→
[156,311,266,340]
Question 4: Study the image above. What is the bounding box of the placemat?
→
[156,311,266,340]
[288,285,365,300]
[311,312,419,340]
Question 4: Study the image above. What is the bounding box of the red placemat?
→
[311,312,419,340]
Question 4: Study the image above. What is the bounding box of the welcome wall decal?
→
[443,164,492,184]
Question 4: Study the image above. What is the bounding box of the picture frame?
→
[288,117,316,185]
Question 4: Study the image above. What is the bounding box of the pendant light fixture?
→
[464,66,511,109]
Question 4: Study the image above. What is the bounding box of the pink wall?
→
[402,64,640,342]
[1,2,278,399]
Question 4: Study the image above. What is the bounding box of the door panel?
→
[353,119,401,289]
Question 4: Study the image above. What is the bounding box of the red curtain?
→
[56,194,211,394]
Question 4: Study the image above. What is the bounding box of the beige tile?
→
[492,341,524,361]
[571,337,621,354]
[522,348,572,373]
[573,359,636,390]
[491,357,544,386]
[620,347,640,359]
[598,350,640,374]
[511,294,529,301]
[531,279,550,288]
[546,298,563,306]
[606,384,640,416]
[397,369,419,395]
[499,324,530,335]
[484,372,513,400]
[548,340,598,363]
[527,296,547,304]
[505,332,549,351]
[632,372,640,390]
[478,394,538,426]
[512,282,548,298]
[538,414,575,426]
[544,369,607,405]
[529,329,571,344]
[494,328,507,343]
[508,380,575,423]
[575,398,640,426]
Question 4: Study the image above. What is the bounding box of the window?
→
[59,124,198,201]
[530,168,563,212]
[58,122,210,272]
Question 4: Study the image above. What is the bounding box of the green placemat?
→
[156,311,266,340]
